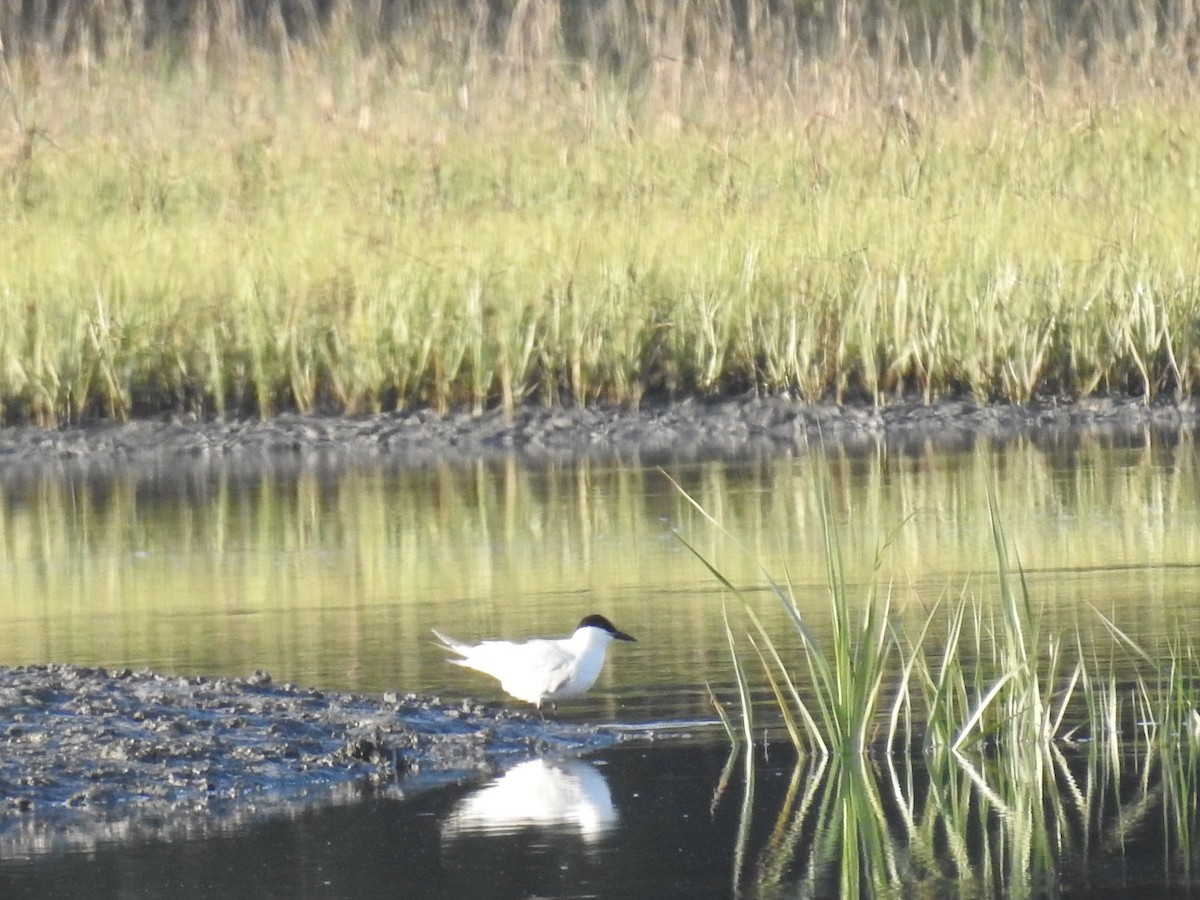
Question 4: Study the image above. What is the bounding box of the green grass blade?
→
[951,668,1021,752]
[706,682,738,745]
[722,602,755,748]
[748,633,806,753]
[744,604,829,755]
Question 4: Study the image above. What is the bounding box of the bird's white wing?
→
[517,639,576,697]
[432,633,581,706]
[472,638,574,704]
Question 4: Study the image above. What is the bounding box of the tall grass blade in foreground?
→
[673,467,1200,895]
[666,469,899,756]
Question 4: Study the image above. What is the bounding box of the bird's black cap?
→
[578,614,636,642]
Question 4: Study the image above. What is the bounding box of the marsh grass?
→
[720,713,1200,896]
[5,2,1200,421]
[685,468,1200,758]
[683,471,1200,894]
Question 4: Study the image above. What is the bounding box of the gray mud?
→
[0,664,629,857]
[1,395,1196,481]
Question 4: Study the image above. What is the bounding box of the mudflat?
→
[1,395,1193,481]
[0,664,624,856]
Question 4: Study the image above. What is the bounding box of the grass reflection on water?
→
[703,734,1198,898]
[3,432,1200,894]
[0,432,1199,717]
[0,730,1191,898]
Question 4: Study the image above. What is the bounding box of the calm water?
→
[0,737,1189,897]
[3,430,1200,894]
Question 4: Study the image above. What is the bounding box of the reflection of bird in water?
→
[432,614,636,709]
[441,758,617,843]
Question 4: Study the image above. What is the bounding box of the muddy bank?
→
[0,395,1195,481]
[0,664,636,858]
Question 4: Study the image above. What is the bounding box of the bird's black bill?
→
[579,613,636,641]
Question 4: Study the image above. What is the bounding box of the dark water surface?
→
[0,739,738,899]
[3,431,1200,895]
[1,735,1190,899]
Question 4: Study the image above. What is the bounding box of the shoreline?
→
[1,395,1195,481]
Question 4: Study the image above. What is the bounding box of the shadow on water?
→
[2,733,1197,898]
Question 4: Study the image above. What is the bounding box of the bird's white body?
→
[433,615,635,708]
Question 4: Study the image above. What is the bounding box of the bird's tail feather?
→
[431,628,471,656]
